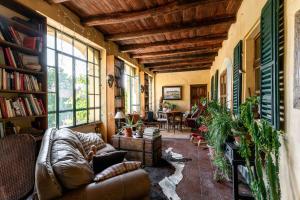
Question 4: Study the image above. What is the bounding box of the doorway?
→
[190,84,207,110]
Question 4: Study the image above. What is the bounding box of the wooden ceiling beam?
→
[120,33,227,53]
[146,59,213,69]
[139,53,217,64]
[46,0,71,3]
[132,44,221,59]
[82,0,227,26]
[106,15,235,41]
[152,65,211,73]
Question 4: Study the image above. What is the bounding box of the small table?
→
[112,135,162,166]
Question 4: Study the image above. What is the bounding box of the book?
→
[4,48,17,67]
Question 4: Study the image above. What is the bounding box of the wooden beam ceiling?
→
[146,59,214,69]
[120,33,227,53]
[132,45,221,59]
[82,0,227,26]
[106,15,235,41]
[152,65,211,73]
[46,0,70,3]
[139,53,217,64]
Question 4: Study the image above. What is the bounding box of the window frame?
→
[47,25,101,128]
[124,63,140,114]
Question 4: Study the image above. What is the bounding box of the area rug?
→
[145,147,192,200]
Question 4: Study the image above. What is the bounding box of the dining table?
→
[164,110,184,133]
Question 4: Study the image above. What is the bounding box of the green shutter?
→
[260,0,284,129]
[233,41,243,115]
[214,70,219,101]
[211,76,214,100]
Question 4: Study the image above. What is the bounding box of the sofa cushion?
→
[96,143,116,155]
[51,129,94,189]
[94,161,141,182]
[73,131,106,154]
[92,151,127,174]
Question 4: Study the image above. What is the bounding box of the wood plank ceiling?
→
[48,0,242,73]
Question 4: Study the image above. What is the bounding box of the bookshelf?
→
[144,73,149,112]
[114,58,125,113]
[0,1,47,139]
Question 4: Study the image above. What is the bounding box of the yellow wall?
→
[210,0,300,198]
[154,70,210,112]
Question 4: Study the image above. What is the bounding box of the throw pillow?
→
[92,151,127,174]
[94,161,142,182]
[51,129,94,189]
[73,131,106,154]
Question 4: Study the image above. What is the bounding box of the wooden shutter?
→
[260,0,284,129]
[214,70,219,101]
[211,76,214,100]
[233,41,243,114]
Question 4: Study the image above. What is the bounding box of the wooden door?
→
[190,84,207,110]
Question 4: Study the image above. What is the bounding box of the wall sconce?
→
[140,85,145,93]
[107,74,115,88]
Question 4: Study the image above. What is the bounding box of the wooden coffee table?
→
[112,135,162,166]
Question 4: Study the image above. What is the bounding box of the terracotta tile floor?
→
[162,138,233,200]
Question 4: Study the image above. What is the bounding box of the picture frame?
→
[162,86,182,100]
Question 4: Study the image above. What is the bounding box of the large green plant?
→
[237,97,281,200]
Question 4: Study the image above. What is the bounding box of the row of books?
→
[0,69,41,91]
[0,94,46,119]
[0,17,43,52]
[143,127,160,139]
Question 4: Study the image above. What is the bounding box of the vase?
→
[124,128,133,137]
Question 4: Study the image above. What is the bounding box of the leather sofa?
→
[35,128,150,200]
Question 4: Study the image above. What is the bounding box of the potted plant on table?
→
[122,118,136,137]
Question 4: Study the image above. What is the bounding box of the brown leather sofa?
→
[35,128,150,200]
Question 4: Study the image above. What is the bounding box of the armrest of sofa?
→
[62,169,150,200]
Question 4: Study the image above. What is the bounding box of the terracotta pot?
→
[124,127,133,137]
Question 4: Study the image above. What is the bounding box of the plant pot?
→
[124,127,133,137]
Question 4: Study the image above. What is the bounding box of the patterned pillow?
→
[94,161,141,182]
[73,131,106,154]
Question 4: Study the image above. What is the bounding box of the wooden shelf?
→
[0,115,47,121]
[0,89,46,94]
[0,65,44,75]
[5,17,43,37]
[0,39,40,55]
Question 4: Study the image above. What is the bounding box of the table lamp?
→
[115,111,125,134]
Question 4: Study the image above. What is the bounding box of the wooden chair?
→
[0,134,36,200]
[157,111,167,129]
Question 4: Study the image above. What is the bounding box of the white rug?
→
[159,147,185,200]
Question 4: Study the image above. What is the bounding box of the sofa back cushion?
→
[73,131,106,154]
[51,129,94,190]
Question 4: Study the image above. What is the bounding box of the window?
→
[148,76,153,110]
[124,64,140,113]
[47,26,101,128]
[220,71,227,106]
[254,34,261,95]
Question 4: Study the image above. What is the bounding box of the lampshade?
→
[115,111,126,119]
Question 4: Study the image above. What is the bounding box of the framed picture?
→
[162,86,182,100]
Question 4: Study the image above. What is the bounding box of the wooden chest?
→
[112,135,162,166]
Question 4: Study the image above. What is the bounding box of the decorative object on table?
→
[136,119,144,137]
[163,101,176,111]
[106,74,115,88]
[143,127,160,139]
[140,85,145,93]
[122,118,135,137]
[115,111,125,135]
[162,86,182,100]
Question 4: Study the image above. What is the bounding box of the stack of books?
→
[0,69,41,91]
[143,127,160,139]
[0,94,46,118]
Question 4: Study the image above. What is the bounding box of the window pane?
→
[88,63,94,75]
[47,49,55,66]
[75,59,87,109]
[57,32,73,55]
[76,110,87,125]
[48,93,56,112]
[89,109,95,122]
[48,67,56,92]
[47,27,55,48]
[95,95,100,107]
[58,54,73,111]
[88,95,94,108]
[88,47,93,62]
[74,40,87,60]
[59,111,73,128]
[95,64,100,77]
[95,77,100,94]
[94,50,99,64]
[88,76,94,94]
[95,108,100,121]
[48,113,56,128]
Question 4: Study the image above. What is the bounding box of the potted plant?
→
[231,116,248,145]
[122,118,135,137]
